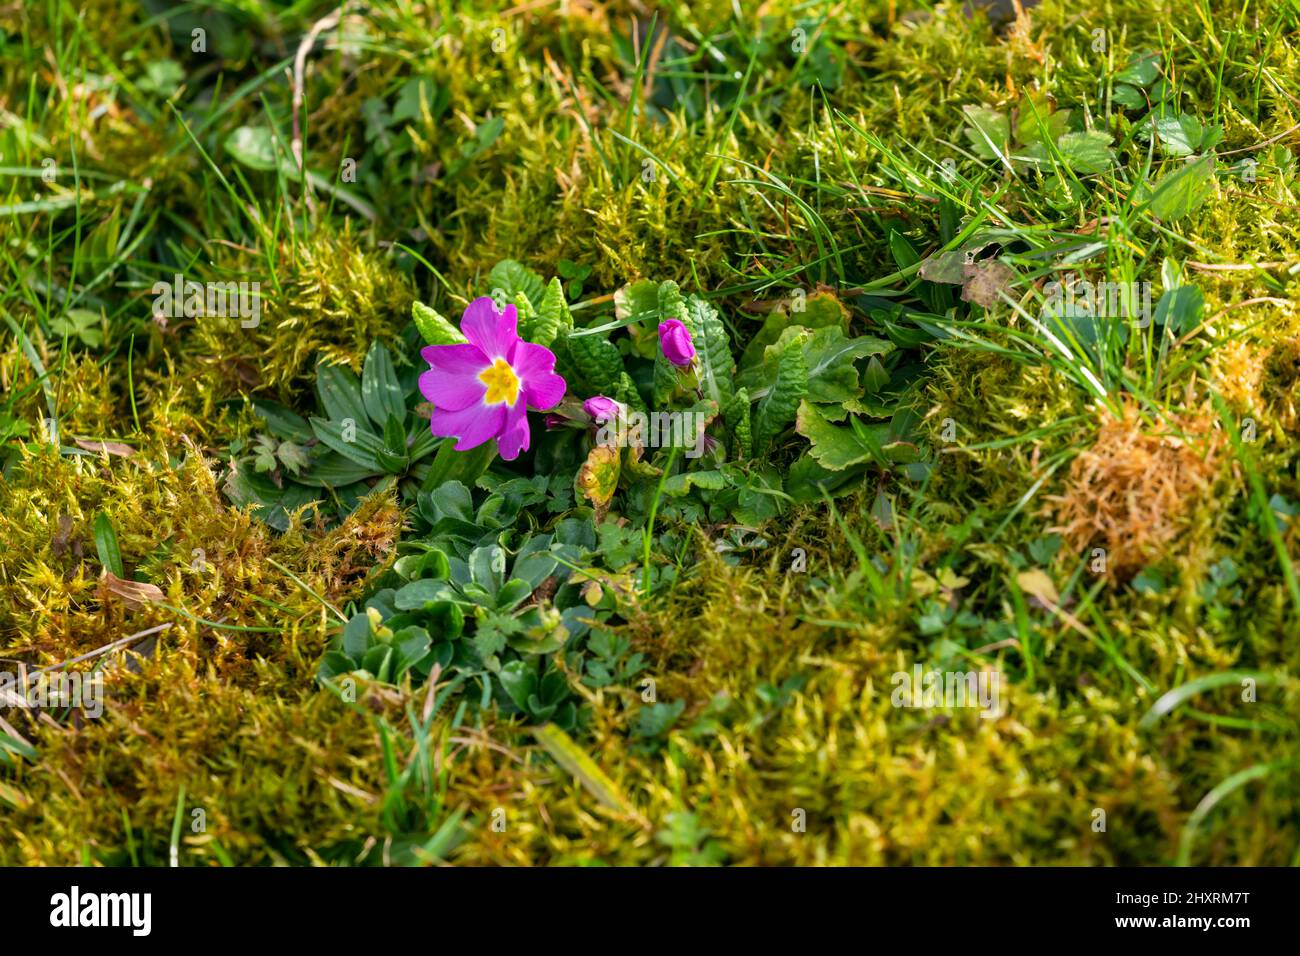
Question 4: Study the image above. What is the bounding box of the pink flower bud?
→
[582,395,625,423]
[657,319,696,367]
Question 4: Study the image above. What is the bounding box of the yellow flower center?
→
[478,357,521,406]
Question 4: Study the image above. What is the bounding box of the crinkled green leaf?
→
[652,348,678,406]
[565,329,625,396]
[662,470,728,496]
[795,400,889,471]
[740,290,848,368]
[753,333,807,451]
[526,277,572,348]
[614,371,647,413]
[680,293,735,406]
[412,301,467,346]
[488,259,545,308]
[513,291,537,327]
[801,326,893,404]
[657,279,689,324]
[723,388,752,459]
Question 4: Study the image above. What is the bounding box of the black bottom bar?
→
[0,866,1290,942]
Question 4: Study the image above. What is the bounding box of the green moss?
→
[177,223,415,399]
[393,548,1298,866]
[5,676,392,865]
[0,440,410,859]
[923,350,1078,516]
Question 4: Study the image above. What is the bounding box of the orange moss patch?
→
[1047,402,1224,577]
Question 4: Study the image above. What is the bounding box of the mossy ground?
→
[1,0,1298,865]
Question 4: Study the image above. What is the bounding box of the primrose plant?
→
[226,338,440,528]
[315,258,931,727]
[319,477,601,730]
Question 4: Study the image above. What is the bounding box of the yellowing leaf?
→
[576,445,620,521]
[1016,569,1060,606]
[937,567,971,591]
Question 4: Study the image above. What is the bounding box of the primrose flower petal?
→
[418,343,490,411]
[510,340,566,410]
[461,297,519,357]
[496,402,532,461]
[658,319,695,367]
[418,297,567,457]
[429,401,507,451]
